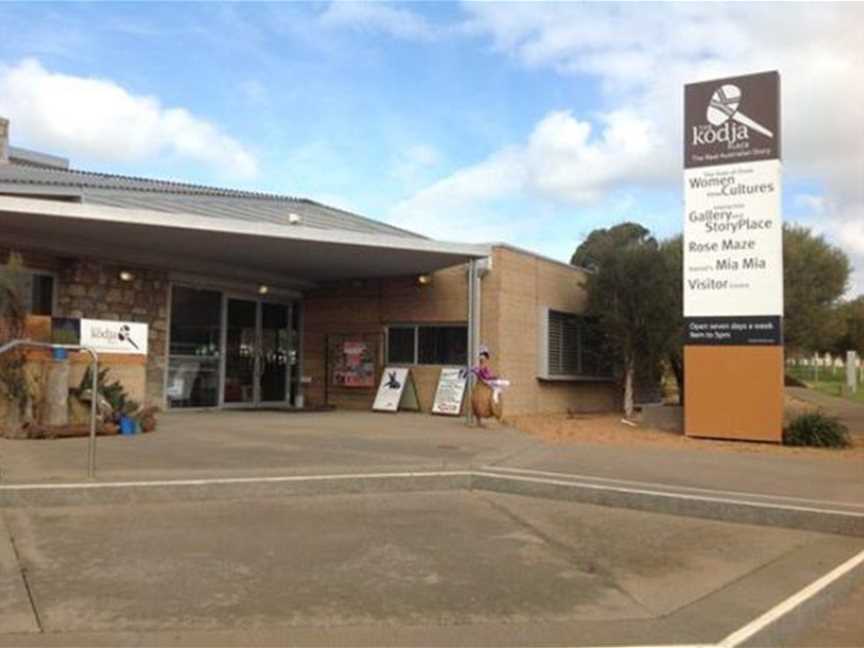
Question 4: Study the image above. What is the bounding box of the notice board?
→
[372,367,420,413]
[431,368,468,416]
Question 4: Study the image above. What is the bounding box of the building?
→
[0,118,617,418]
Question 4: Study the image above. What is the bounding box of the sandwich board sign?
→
[372,367,420,412]
[431,368,468,416]
[683,71,783,442]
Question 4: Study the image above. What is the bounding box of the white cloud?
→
[390,109,664,240]
[319,2,438,41]
[394,3,863,289]
[0,58,258,177]
[390,144,443,187]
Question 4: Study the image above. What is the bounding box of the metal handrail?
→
[0,339,99,479]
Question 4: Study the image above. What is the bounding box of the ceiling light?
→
[258,284,269,295]
[119,271,135,282]
[417,274,433,286]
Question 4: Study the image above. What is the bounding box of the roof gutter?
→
[0,194,491,260]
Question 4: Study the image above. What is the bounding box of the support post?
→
[465,261,475,426]
[464,259,484,425]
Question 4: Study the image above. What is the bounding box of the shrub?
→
[783,412,851,448]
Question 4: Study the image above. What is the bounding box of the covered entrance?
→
[0,195,490,412]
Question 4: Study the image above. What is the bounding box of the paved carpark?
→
[1,410,863,646]
[1,490,861,647]
[0,411,534,483]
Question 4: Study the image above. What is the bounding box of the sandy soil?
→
[506,396,864,461]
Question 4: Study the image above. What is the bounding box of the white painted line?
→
[474,471,864,518]
[718,547,864,647]
[0,470,472,491]
[483,465,864,509]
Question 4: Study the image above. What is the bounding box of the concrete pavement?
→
[2,411,863,646]
[1,491,860,647]
[1,410,860,509]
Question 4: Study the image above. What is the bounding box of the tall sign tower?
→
[683,71,783,442]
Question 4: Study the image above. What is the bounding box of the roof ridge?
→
[59,165,303,201]
[1,159,427,239]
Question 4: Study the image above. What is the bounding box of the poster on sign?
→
[431,368,468,416]
[372,367,420,412]
[80,319,148,355]
[332,340,375,387]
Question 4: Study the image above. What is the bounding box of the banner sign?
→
[80,319,148,355]
[431,368,468,416]
[683,71,782,345]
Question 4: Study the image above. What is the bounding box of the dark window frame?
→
[386,323,468,366]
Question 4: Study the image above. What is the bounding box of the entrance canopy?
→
[0,196,490,289]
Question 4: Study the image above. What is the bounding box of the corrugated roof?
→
[0,159,424,239]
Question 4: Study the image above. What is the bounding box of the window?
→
[167,286,222,408]
[387,324,467,365]
[9,271,54,315]
[539,308,612,379]
[387,326,415,364]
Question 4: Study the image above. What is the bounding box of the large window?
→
[167,286,222,408]
[540,309,612,379]
[387,324,467,366]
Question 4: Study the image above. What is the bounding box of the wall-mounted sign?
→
[431,368,468,416]
[372,367,420,412]
[332,340,375,388]
[683,71,782,345]
[80,319,148,355]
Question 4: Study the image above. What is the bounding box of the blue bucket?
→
[119,416,136,436]
[52,347,68,361]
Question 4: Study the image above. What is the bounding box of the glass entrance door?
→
[259,302,292,405]
[224,298,258,405]
[223,297,294,407]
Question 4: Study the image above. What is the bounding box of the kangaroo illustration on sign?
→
[386,371,401,389]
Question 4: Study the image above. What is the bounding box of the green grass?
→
[787,366,864,403]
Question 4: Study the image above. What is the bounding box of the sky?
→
[0,2,862,294]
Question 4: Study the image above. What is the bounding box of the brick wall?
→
[303,265,471,411]
[490,247,618,415]
[302,249,618,416]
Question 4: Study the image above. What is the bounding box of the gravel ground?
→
[507,396,864,462]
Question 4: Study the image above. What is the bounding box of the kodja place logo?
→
[692,84,774,148]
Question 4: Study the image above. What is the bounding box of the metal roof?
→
[0,158,423,239]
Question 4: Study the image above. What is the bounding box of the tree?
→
[783,225,851,352]
[659,235,684,401]
[831,296,864,355]
[571,222,652,270]
[573,224,677,417]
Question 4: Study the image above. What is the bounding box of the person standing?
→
[469,345,509,427]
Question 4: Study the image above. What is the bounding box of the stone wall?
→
[55,259,169,407]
